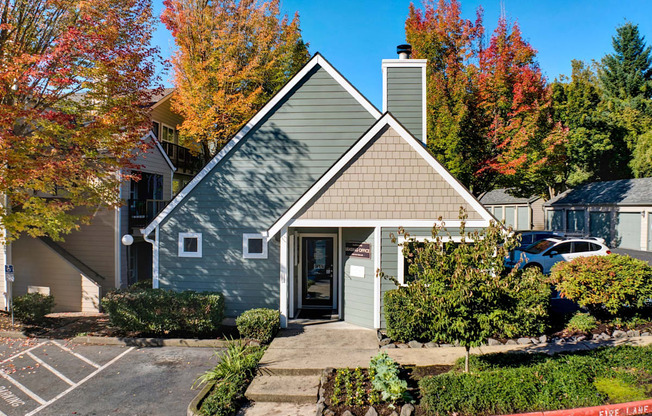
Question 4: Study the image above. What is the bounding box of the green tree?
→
[396,210,550,372]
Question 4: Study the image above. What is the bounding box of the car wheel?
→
[524,263,543,274]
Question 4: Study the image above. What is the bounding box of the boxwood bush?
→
[235,308,280,344]
[101,289,224,335]
[13,293,54,324]
[550,254,652,316]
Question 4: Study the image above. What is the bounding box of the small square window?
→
[179,232,202,258]
[243,233,267,259]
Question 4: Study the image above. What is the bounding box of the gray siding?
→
[342,228,375,328]
[386,67,423,142]
[158,65,377,317]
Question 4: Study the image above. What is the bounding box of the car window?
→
[572,241,590,253]
[589,243,601,251]
[549,242,571,255]
[520,235,533,245]
[525,239,556,254]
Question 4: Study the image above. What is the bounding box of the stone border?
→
[377,329,652,349]
[187,382,214,416]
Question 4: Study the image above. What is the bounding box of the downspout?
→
[142,227,159,289]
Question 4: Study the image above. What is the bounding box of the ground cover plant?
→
[197,341,266,416]
[419,345,652,416]
[235,308,280,344]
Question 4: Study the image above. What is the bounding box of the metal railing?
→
[128,199,168,229]
[160,141,202,174]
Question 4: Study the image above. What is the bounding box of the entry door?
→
[302,236,334,307]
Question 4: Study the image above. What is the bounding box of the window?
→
[179,232,202,257]
[243,233,267,259]
[152,121,160,139]
[572,241,590,253]
[549,242,571,255]
[161,125,179,145]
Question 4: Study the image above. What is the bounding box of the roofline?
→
[266,112,495,239]
[149,88,176,111]
[141,53,382,236]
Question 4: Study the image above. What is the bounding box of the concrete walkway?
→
[242,321,652,416]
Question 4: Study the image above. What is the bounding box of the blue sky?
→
[152,0,652,109]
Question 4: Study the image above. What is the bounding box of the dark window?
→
[572,241,591,253]
[152,121,160,138]
[248,238,264,254]
[549,242,571,255]
[184,237,198,253]
[590,243,601,251]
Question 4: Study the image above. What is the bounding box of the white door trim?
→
[297,233,338,310]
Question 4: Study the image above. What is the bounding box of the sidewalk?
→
[242,321,652,416]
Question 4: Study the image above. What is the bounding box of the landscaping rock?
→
[400,403,415,416]
[440,343,454,348]
[324,410,335,416]
[530,338,539,344]
[425,342,438,348]
[575,335,587,342]
[454,340,460,347]
[343,411,354,416]
[517,337,531,345]
[408,340,423,349]
[487,338,501,346]
[247,340,261,347]
[613,330,627,338]
[316,402,326,416]
[390,412,399,416]
[381,343,397,349]
[506,340,517,345]
[539,335,548,344]
[377,330,385,342]
[397,343,409,349]
[643,332,651,337]
[365,406,379,416]
[600,332,611,340]
[627,330,641,337]
[379,338,392,346]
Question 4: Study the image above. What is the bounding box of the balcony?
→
[128,199,168,230]
[160,141,202,174]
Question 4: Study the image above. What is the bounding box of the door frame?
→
[297,233,338,310]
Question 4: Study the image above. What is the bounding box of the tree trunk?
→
[465,346,470,373]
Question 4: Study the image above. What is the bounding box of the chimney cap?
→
[397,44,412,59]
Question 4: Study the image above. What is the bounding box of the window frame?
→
[243,233,268,259]
[178,232,202,258]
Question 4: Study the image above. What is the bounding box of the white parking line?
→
[0,371,45,405]
[25,352,74,386]
[48,341,100,369]
[25,346,134,416]
[0,343,48,366]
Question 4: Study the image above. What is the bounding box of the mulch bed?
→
[321,365,452,416]
[0,311,238,340]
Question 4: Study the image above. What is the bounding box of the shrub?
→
[101,289,224,335]
[13,293,54,324]
[566,312,598,333]
[369,352,410,404]
[128,280,153,291]
[550,254,652,316]
[235,308,280,343]
[384,284,438,343]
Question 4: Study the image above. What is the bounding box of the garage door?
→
[590,212,611,244]
[616,212,642,250]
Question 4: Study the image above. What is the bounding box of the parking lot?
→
[0,338,217,415]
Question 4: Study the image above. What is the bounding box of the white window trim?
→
[396,235,465,286]
[243,233,268,259]
[178,232,202,258]
[161,123,178,145]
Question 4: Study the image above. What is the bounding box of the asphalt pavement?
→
[0,337,218,416]
[612,248,652,265]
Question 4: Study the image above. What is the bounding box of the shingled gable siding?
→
[296,126,482,221]
[386,67,423,141]
[157,65,377,317]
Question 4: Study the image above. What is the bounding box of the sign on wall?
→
[345,242,371,259]
[4,265,13,282]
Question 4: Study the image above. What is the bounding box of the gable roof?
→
[141,53,382,236]
[266,113,494,238]
[140,131,176,172]
[545,178,652,207]
[479,188,540,205]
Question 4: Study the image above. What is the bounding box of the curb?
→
[501,398,652,416]
[0,330,230,348]
[187,382,214,416]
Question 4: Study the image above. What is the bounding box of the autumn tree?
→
[0,0,161,241]
[406,0,490,194]
[162,0,310,162]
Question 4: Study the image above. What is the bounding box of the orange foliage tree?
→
[162,0,310,162]
[0,0,161,240]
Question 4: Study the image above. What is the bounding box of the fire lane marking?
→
[0,371,45,405]
[24,346,134,416]
[48,342,100,369]
[25,353,74,386]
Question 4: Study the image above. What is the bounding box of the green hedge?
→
[101,289,224,335]
[550,254,652,316]
[13,293,54,324]
[420,345,652,416]
[236,308,280,344]
[384,284,438,342]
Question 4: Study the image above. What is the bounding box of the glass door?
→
[302,237,334,307]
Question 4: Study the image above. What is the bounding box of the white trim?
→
[142,54,381,236]
[279,227,289,328]
[287,219,490,228]
[396,235,466,286]
[149,89,175,111]
[338,227,343,320]
[242,233,268,259]
[373,226,381,329]
[141,131,176,172]
[381,59,428,67]
[178,232,202,258]
[289,234,295,318]
[142,227,158,288]
[267,113,495,238]
[296,233,338,310]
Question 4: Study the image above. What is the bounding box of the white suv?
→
[507,238,611,274]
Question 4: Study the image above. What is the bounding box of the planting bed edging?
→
[500,398,652,416]
[187,381,214,416]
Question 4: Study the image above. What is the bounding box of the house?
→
[141,48,495,329]
[479,188,545,230]
[544,178,652,251]
[0,90,198,312]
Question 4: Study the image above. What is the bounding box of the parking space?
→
[0,338,217,415]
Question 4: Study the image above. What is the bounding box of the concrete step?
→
[245,374,320,404]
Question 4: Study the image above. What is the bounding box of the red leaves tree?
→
[0,0,161,240]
